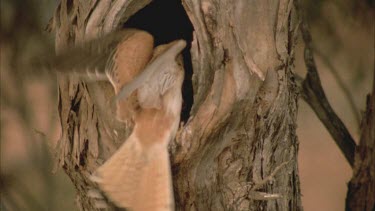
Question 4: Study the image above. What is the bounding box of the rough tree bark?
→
[51,0,302,210]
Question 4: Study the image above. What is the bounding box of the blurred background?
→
[1,1,77,210]
[0,0,374,210]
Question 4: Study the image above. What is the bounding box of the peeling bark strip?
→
[52,0,302,210]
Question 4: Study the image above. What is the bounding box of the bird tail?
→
[91,134,174,211]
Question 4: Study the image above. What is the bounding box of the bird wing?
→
[43,29,141,80]
[116,40,186,109]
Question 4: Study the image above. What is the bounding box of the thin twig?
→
[295,0,356,167]
[314,48,361,126]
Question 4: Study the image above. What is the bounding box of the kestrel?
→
[51,29,186,210]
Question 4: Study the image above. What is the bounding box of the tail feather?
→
[133,146,174,211]
[93,134,145,208]
[92,135,174,211]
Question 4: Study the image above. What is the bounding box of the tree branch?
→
[295,0,357,167]
[346,56,375,211]
[314,49,361,126]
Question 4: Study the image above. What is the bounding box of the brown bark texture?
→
[51,0,302,210]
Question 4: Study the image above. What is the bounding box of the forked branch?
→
[295,0,357,167]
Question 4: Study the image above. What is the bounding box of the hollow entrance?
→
[123,0,194,122]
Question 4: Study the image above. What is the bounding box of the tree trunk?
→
[345,67,375,211]
[52,0,302,210]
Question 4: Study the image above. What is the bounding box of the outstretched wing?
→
[41,29,144,81]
